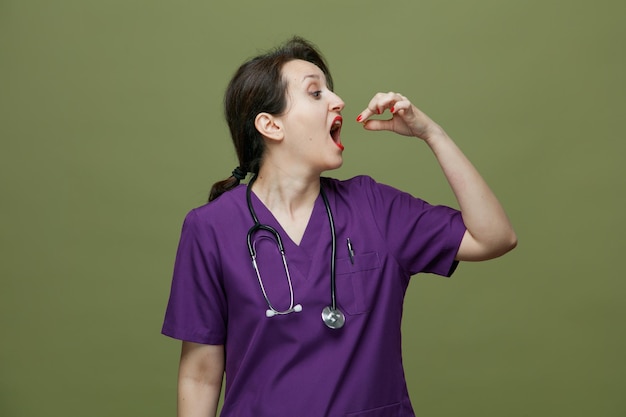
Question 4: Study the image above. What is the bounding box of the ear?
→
[254,112,284,142]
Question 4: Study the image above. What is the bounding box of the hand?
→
[356,92,443,142]
[357,94,517,261]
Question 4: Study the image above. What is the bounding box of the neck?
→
[251,168,320,217]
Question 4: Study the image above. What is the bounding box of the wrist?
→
[421,125,449,147]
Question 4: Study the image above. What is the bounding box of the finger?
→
[371,91,401,115]
[362,118,395,132]
[356,107,376,123]
[389,97,412,116]
[356,92,404,123]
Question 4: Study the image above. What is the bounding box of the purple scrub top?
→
[162,175,466,417]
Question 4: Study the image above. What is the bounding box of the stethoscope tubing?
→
[245,175,342,327]
[319,184,337,312]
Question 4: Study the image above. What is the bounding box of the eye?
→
[310,90,322,99]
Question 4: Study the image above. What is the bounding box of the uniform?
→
[162,175,466,416]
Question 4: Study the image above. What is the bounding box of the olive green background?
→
[1,0,624,416]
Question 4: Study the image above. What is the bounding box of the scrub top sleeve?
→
[161,209,227,345]
[364,177,466,277]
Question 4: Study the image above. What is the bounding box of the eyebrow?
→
[302,74,322,83]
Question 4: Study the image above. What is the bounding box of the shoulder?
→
[322,175,382,195]
[323,175,411,205]
[182,185,248,231]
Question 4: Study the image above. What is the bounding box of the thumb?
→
[362,119,394,132]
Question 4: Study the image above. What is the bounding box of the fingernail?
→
[377,108,381,115]
[390,107,395,113]
[356,115,362,122]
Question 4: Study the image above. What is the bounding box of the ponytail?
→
[208,167,247,202]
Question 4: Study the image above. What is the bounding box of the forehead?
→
[281,59,326,86]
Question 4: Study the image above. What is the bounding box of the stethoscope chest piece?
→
[322,306,345,329]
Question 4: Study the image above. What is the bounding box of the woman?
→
[162,37,516,417]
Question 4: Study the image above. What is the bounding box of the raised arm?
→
[356,92,517,261]
[177,341,225,417]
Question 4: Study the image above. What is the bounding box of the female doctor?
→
[162,37,517,417]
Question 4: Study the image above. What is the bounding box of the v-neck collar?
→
[246,187,329,280]
[247,187,324,250]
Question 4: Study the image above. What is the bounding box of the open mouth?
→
[330,116,344,150]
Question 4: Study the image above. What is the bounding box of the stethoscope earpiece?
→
[266,304,302,318]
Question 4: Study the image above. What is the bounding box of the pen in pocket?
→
[347,238,355,264]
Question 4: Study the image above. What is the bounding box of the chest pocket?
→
[335,252,382,315]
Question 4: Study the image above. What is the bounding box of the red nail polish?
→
[390,107,395,113]
[356,115,362,122]
[377,109,381,115]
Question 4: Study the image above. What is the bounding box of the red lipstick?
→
[331,116,343,150]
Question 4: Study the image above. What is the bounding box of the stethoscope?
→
[245,175,345,329]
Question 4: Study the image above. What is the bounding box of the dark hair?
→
[208,36,333,202]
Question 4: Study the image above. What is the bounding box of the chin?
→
[325,158,344,172]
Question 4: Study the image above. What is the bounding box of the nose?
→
[329,91,345,112]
